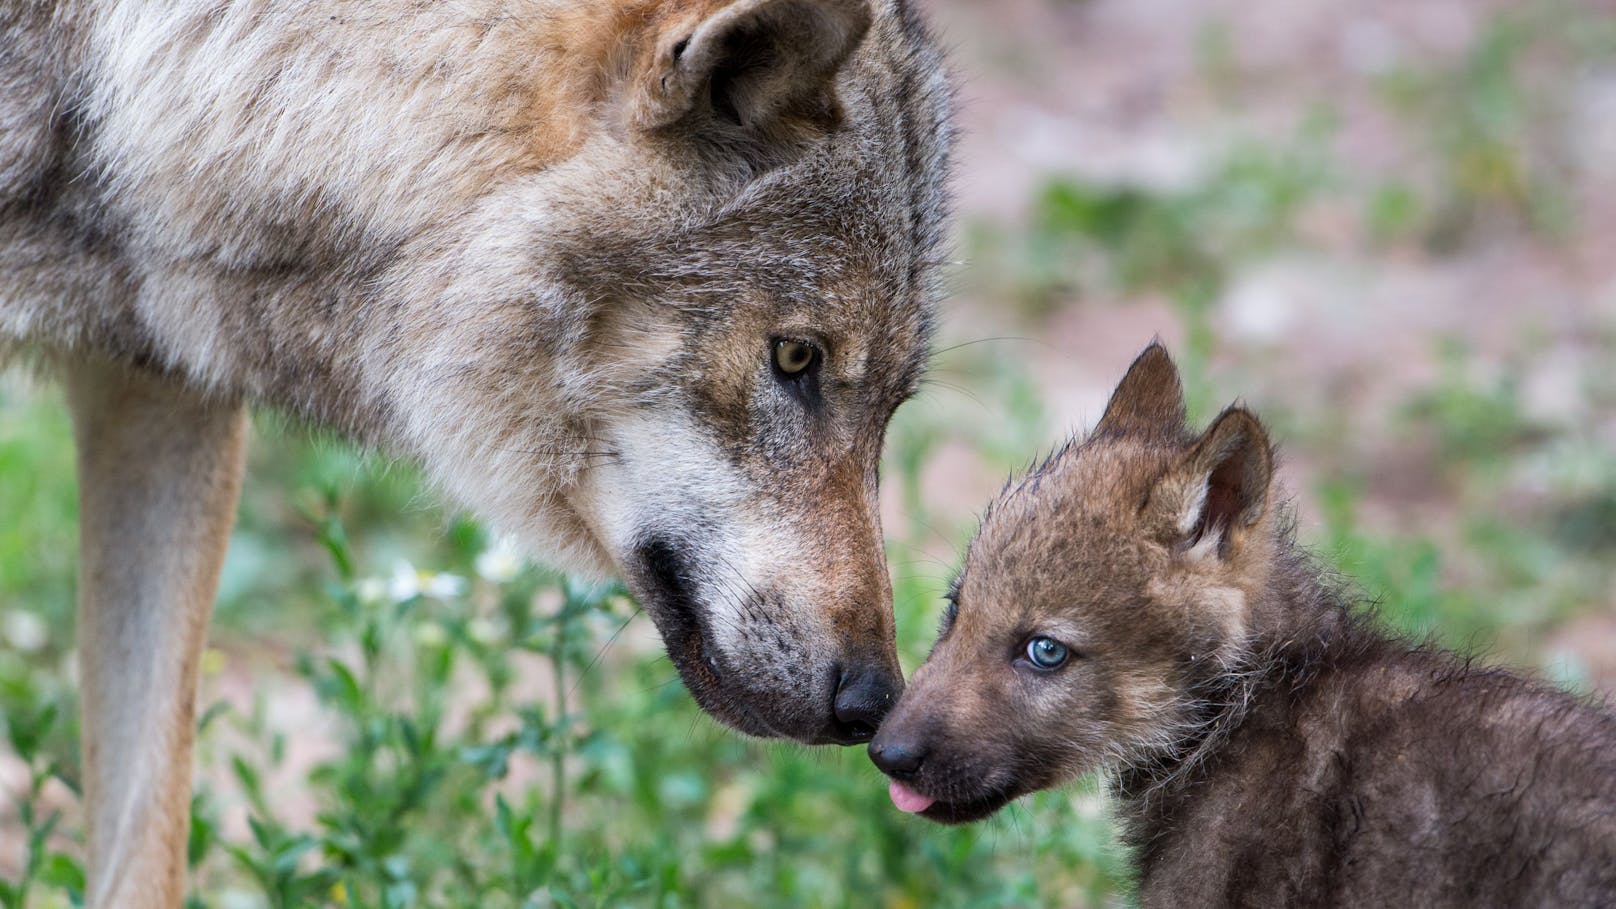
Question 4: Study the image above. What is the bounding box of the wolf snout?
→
[867,737,926,779]
[827,664,903,744]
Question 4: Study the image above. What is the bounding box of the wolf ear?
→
[634,0,872,135]
[1148,407,1273,556]
[1094,343,1187,440]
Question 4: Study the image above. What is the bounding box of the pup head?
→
[869,344,1278,820]
[401,0,952,745]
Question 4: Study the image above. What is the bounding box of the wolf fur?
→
[1,1,952,904]
[871,345,1616,907]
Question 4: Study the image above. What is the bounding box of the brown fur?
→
[872,344,1616,907]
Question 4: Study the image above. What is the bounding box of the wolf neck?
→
[1110,540,1360,835]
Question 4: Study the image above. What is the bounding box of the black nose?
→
[868,738,926,779]
[829,665,901,744]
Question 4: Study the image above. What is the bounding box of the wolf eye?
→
[1025,636,1069,670]
[772,339,817,377]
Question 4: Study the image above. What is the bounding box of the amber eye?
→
[1026,636,1069,670]
[773,339,817,377]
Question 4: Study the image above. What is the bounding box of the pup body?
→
[3,1,951,904]
[872,345,1616,907]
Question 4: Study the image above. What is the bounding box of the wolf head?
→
[381,0,951,745]
[869,345,1282,819]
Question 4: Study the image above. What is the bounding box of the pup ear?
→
[1148,407,1273,556]
[1094,343,1187,441]
[633,0,872,134]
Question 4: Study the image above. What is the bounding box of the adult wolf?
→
[0,0,952,904]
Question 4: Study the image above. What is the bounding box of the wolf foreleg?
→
[67,358,247,909]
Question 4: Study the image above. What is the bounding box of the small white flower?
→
[475,539,524,584]
[2,609,48,653]
[424,572,467,599]
[356,577,387,603]
[388,560,421,602]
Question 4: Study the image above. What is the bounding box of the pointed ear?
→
[634,0,872,135]
[1094,343,1187,440]
[1147,407,1273,555]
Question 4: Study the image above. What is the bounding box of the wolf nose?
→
[867,739,926,779]
[829,666,901,744]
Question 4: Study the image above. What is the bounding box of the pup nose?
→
[829,665,901,744]
[868,738,926,779]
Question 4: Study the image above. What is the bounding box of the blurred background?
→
[4,0,1615,905]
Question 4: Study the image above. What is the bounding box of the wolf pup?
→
[870,344,1616,907]
[3,1,951,905]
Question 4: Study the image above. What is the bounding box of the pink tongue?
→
[889,779,936,814]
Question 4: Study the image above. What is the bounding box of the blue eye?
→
[1026,636,1069,670]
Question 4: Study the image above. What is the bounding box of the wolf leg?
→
[66,358,247,909]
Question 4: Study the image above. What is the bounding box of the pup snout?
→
[828,664,904,744]
[867,737,927,779]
